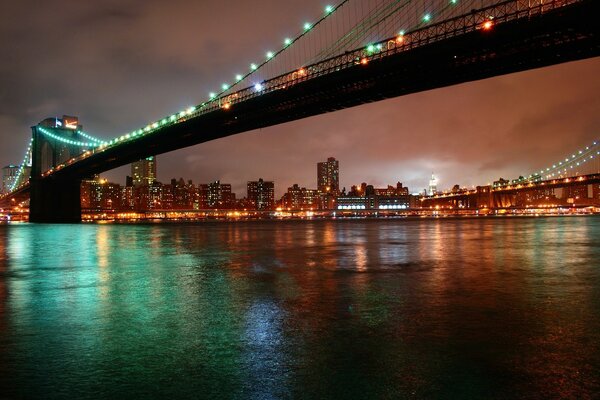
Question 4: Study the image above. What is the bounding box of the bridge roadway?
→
[21,0,600,221]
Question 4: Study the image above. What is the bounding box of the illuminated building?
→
[562,185,589,201]
[134,181,163,211]
[166,178,198,210]
[373,182,409,197]
[132,156,156,186]
[81,176,122,210]
[247,178,275,210]
[2,165,20,194]
[515,188,556,207]
[198,184,209,209]
[337,196,369,210]
[338,181,412,210]
[204,181,235,209]
[281,184,320,209]
[121,177,135,211]
[317,157,339,195]
[429,173,438,195]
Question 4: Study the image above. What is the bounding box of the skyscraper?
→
[2,165,19,194]
[429,173,438,195]
[2,164,31,193]
[131,156,156,186]
[317,157,339,194]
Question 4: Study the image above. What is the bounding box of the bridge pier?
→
[30,178,82,223]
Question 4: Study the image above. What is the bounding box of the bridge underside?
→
[28,0,600,222]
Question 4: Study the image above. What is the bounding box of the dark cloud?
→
[1,1,598,197]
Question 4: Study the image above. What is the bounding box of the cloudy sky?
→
[1,0,599,196]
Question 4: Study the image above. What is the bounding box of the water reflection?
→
[0,218,598,398]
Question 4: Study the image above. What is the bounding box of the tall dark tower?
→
[29,116,90,223]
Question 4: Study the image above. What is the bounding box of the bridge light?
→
[284,38,292,46]
[450,0,457,4]
[209,92,216,99]
[250,63,258,70]
[423,14,431,23]
[298,68,306,76]
[266,51,274,60]
[235,74,243,81]
[223,103,231,110]
[304,22,312,31]
[360,57,368,65]
[367,44,375,53]
[482,20,493,30]
[254,83,263,91]
[222,83,229,90]
[325,5,334,14]
[396,35,404,44]
[187,106,196,114]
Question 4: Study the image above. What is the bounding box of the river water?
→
[0,217,599,399]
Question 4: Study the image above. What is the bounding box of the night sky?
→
[1,0,599,196]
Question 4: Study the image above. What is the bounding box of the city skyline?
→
[1,1,599,198]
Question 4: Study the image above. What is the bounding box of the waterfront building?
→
[338,181,412,210]
[561,184,589,201]
[2,165,19,194]
[317,157,339,195]
[203,180,235,209]
[132,156,156,187]
[281,184,320,210]
[515,188,557,207]
[81,176,122,210]
[167,178,198,210]
[247,178,275,210]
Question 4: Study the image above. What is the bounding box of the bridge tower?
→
[30,116,89,223]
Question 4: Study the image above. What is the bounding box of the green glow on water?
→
[1,218,600,398]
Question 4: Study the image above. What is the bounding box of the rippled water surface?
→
[1,217,599,399]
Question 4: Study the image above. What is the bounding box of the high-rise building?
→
[2,165,19,194]
[204,181,235,209]
[2,165,31,193]
[247,178,275,210]
[429,173,438,195]
[131,156,156,186]
[317,157,339,194]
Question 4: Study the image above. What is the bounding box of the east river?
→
[0,217,599,399]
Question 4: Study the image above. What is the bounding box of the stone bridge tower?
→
[30,116,90,223]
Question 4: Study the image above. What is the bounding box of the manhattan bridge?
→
[1,0,599,222]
